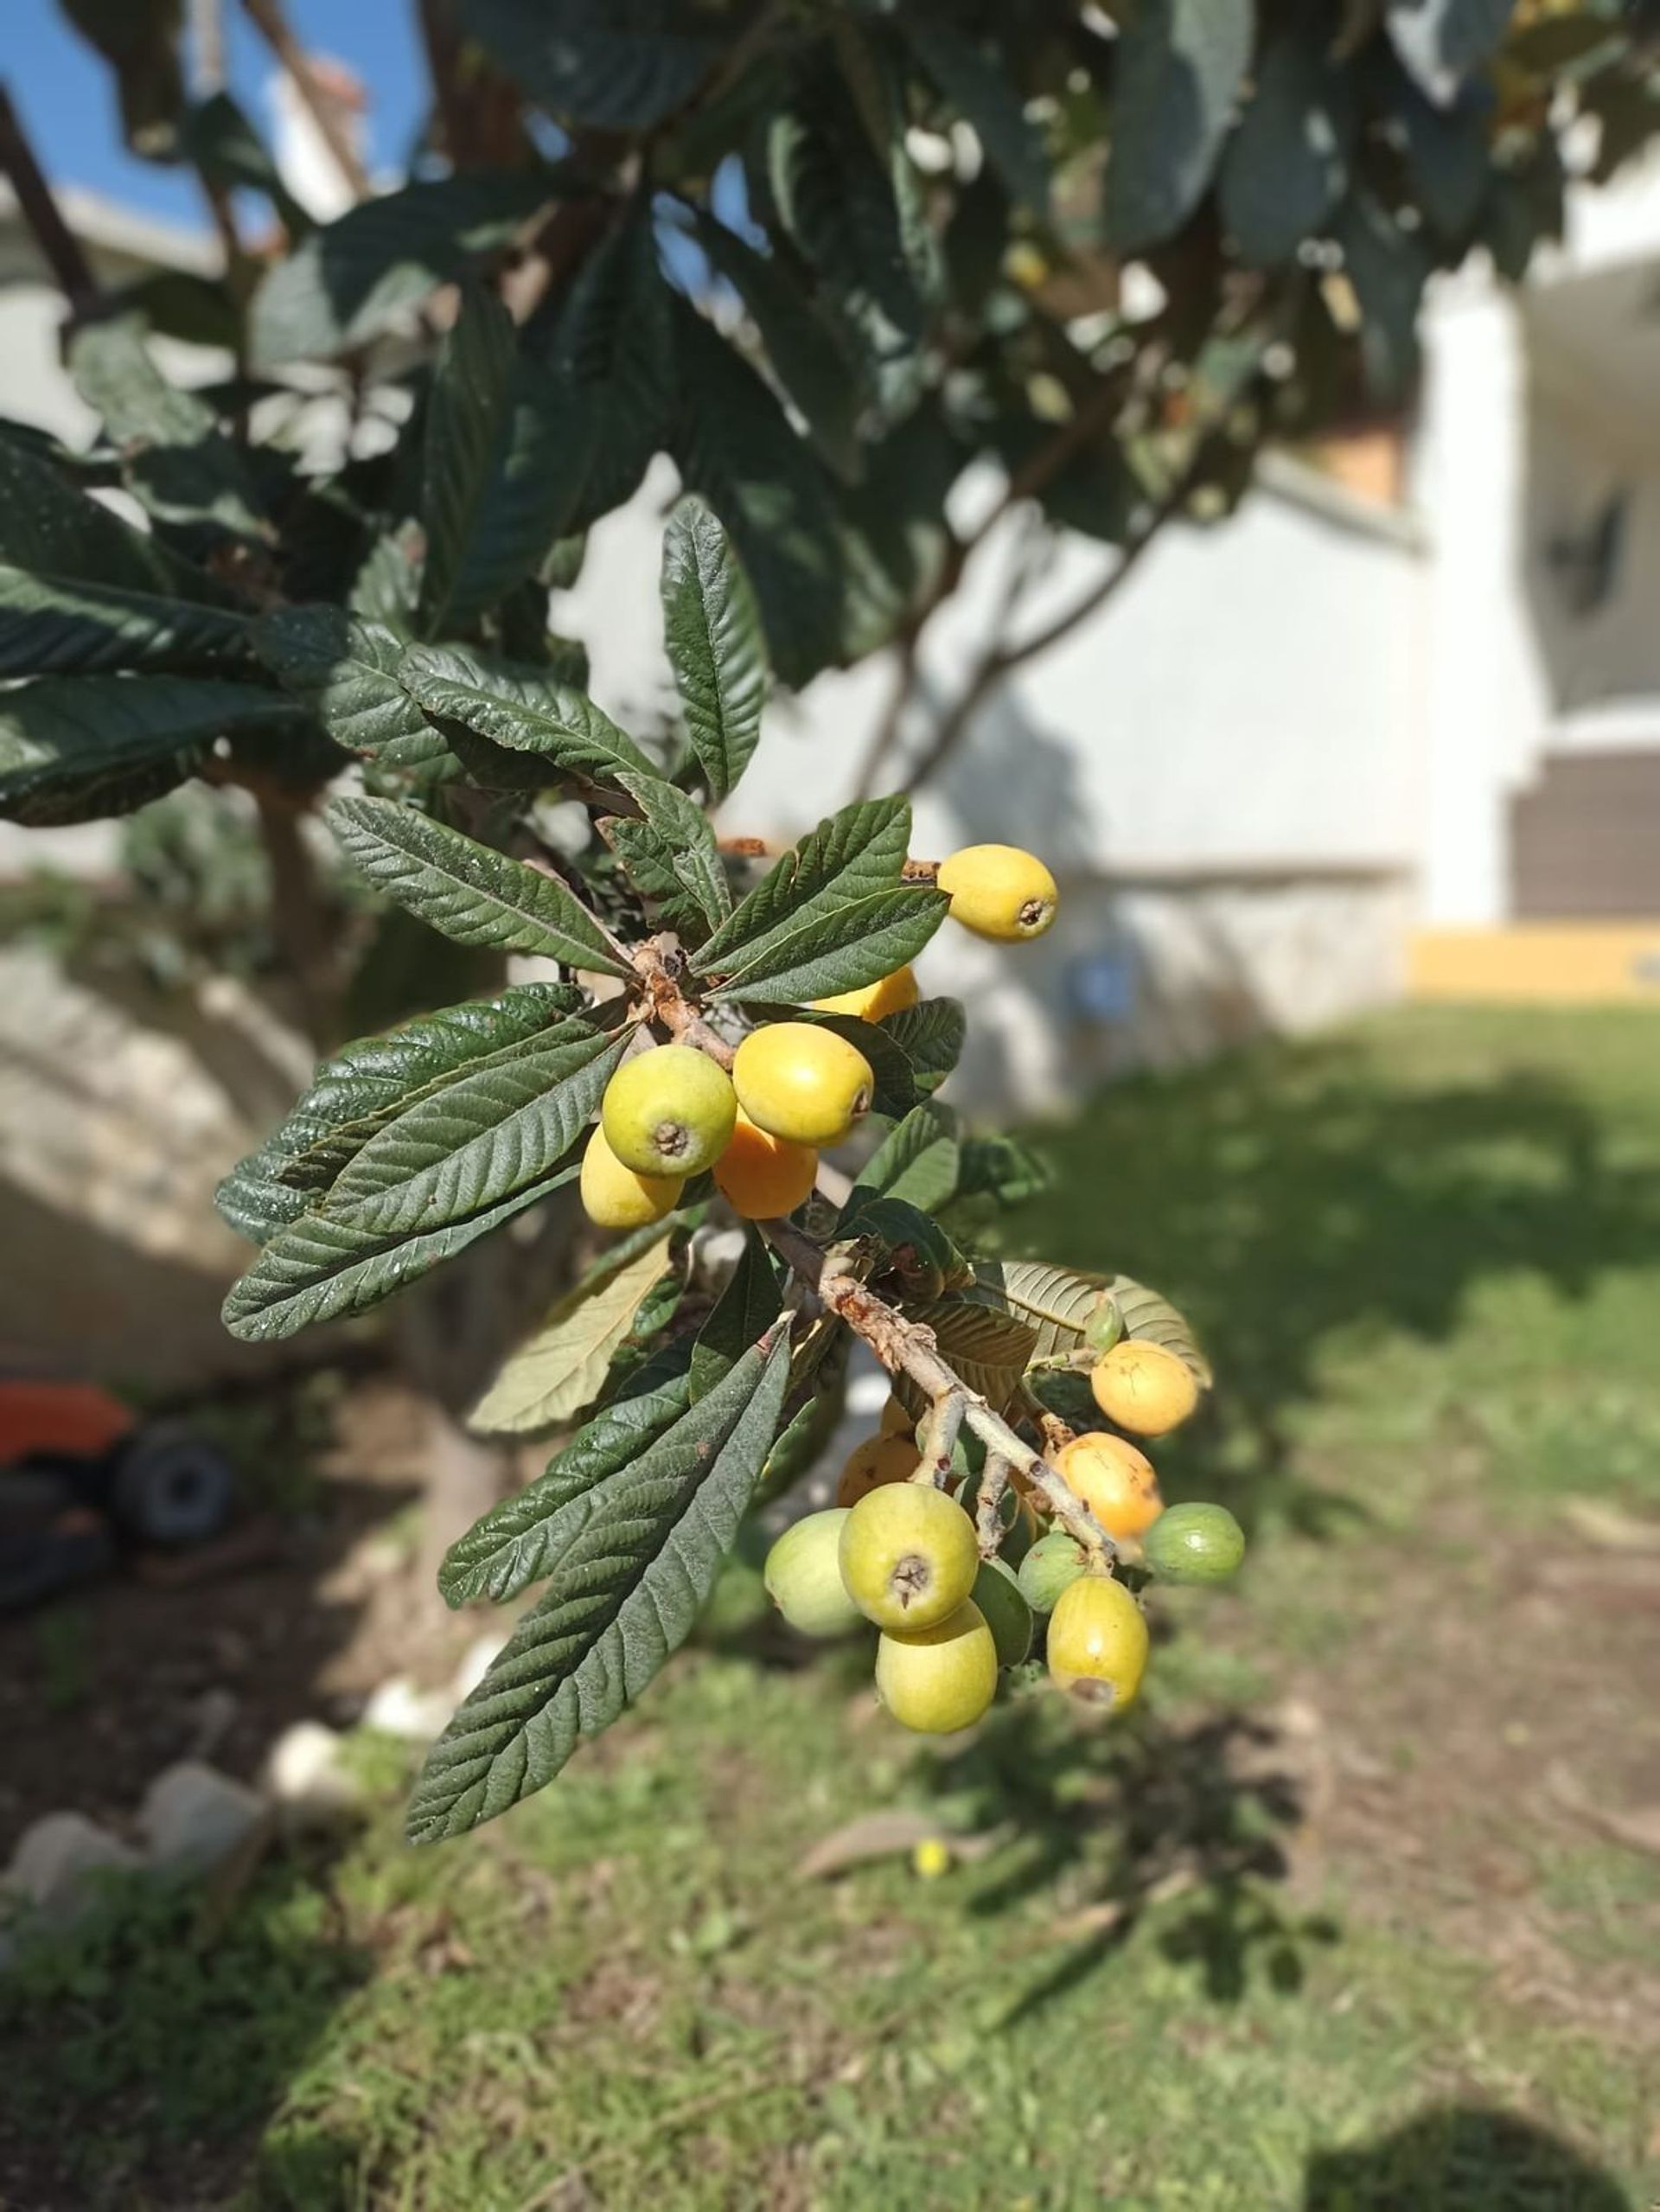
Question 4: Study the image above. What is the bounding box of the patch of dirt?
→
[1262,1497,1660,2047]
[0,1378,477,1857]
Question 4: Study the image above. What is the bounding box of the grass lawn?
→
[4,1007,1659,2210]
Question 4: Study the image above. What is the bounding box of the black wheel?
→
[110,1424,236,1548]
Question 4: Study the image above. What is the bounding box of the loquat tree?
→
[0,0,1654,1838]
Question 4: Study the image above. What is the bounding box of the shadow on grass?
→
[921,1692,1336,2024]
[1014,1020,1660,1532]
[1303,2104,1636,2210]
[0,1850,369,2212]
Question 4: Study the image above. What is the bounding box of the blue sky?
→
[9,0,426,231]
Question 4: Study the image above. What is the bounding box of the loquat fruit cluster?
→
[577,840,1062,1232]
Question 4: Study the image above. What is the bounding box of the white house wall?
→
[564,456,1427,1109]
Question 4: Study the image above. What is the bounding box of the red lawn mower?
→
[0,1379,235,1611]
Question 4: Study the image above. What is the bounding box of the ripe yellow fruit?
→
[1089,1339,1199,1437]
[838,1481,979,1631]
[732,1023,874,1147]
[601,1044,736,1178]
[712,1109,817,1220]
[878,1394,915,1436]
[1053,1432,1165,1542]
[812,966,920,1023]
[936,844,1058,943]
[578,1125,685,1229]
[875,1601,998,1733]
[835,1433,921,1509]
[1045,1575,1149,1710]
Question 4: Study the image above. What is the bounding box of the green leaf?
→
[904,17,1049,212]
[690,215,863,482]
[398,643,654,792]
[689,1228,783,1399]
[1103,1272,1213,1387]
[418,284,519,633]
[468,1229,680,1435]
[326,796,633,973]
[1388,0,1515,105]
[879,997,965,1096]
[406,1327,792,1843]
[904,1298,1035,1412]
[0,426,225,604]
[67,317,267,549]
[669,303,846,688]
[255,608,447,772]
[967,1259,1109,1364]
[540,209,675,531]
[222,1167,577,1343]
[224,984,587,1221]
[755,1326,848,1504]
[693,796,911,976]
[215,1136,310,1246]
[1397,80,1491,240]
[457,0,718,128]
[249,173,556,365]
[661,496,769,804]
[440,1371,696,1606]
[768,74,923,380]
[0,565,252,677]
[444,366,588,622]
[704,885,948,1007]
[0,675,303,827]
[1106,0,1255,253]
[59,0,184,157]
[610,770,731,937]
[180,89,311,238]
[1217,29,1354,266]
[319,1020,624,1240]
[1337,194,1431,403]
[843,1103,960,1218]
[951,1134,1050,1211]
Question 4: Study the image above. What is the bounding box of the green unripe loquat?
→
[763,1509,865,1637]
[1082,1294,1125,1355]
[1140,1501,1246,1585]
[972,1556,1034,1667]
[1017,1529,1089,1614]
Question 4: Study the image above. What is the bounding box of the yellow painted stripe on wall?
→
[1408,926,1660,1003]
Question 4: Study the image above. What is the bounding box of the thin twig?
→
[974,1450,1013,1558]
[0,82,100,312]
[897,462,1202,797]
[763,1217,1116,1567]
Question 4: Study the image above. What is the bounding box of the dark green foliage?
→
[16,0,1654,1837]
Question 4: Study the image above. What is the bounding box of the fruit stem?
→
[974,1450,1013,1558]
[633,935,737,1069]
[761,1218,1118,1570]
[914,1391,964,1489]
